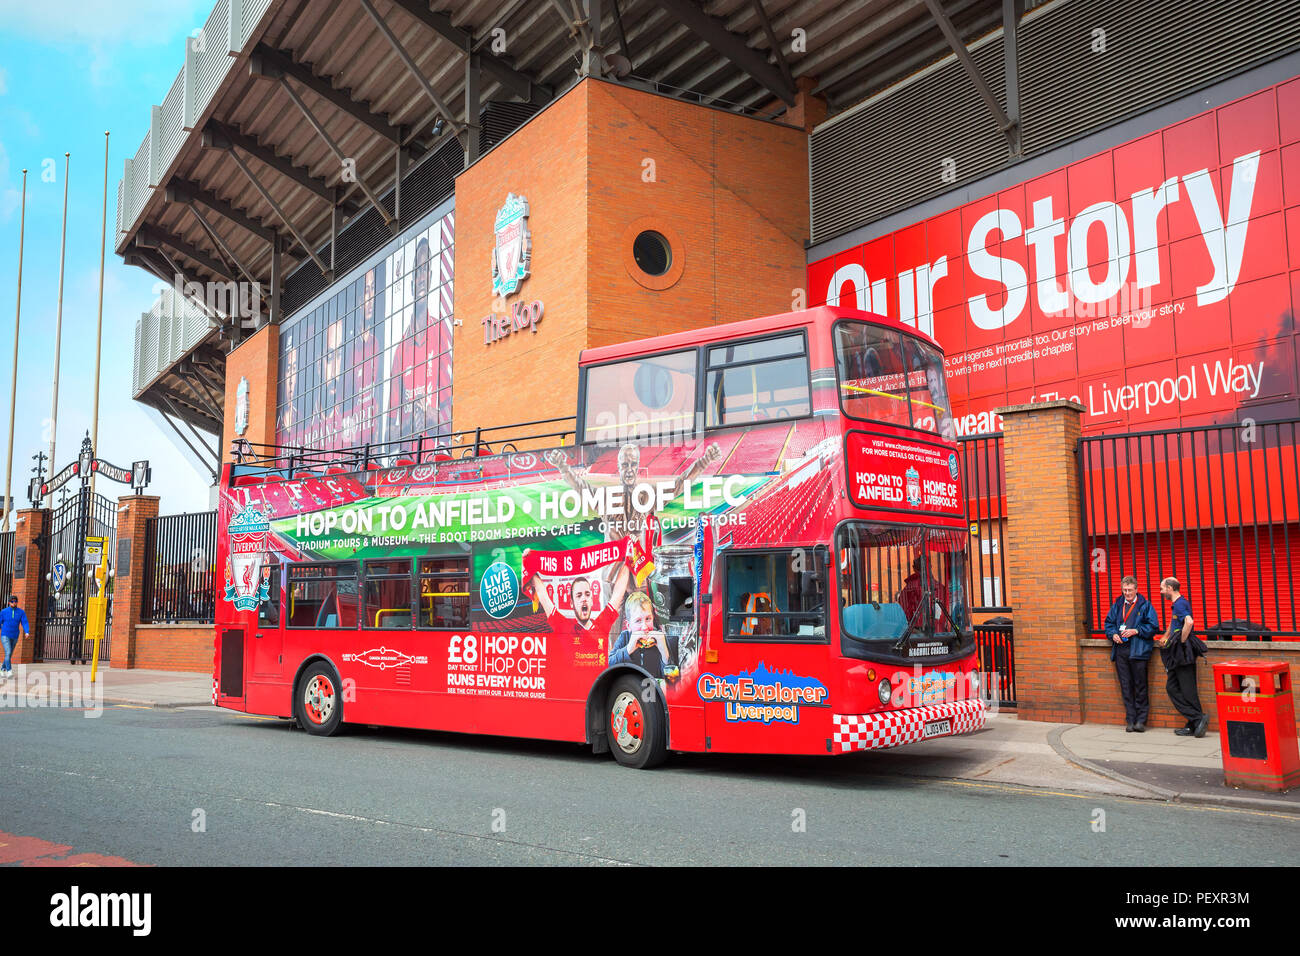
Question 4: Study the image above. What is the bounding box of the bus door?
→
[701,546,832,755]
[249,564,283,679]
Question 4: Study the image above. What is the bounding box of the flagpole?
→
[3,169,28,531]
[90,131,108,500]
[47,152,70,505]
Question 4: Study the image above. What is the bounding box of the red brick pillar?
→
[997,400,1088,723]
[110,495,160,669]
[10,508,48,664]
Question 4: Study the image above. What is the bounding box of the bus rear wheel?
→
[606,675,666,769]
[296,662,344,737]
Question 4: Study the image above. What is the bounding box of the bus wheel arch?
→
[292,655,345,736]
[586,667,668,768]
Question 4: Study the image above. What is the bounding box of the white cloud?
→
[0,0,213,46]
[0,68,8,96]
[0,141,24,222]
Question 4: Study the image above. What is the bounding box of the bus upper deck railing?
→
[229,416,578,476]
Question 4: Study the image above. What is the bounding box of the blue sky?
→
[0,0,217,519]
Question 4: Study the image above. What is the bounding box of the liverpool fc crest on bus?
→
[905,467,922,508]
[224,505,271,612]
[492,193,531,297]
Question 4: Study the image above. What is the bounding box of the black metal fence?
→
[142,511,218,623]
[1080,419,1300,642]
[974,620,1016,707]
[37,490,117,662]
[959,433,1009,613]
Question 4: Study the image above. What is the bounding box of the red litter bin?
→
[1212,660,1300,792]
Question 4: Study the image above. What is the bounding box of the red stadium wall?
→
[808,76,1300,437]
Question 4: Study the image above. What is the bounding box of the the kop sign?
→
[483,193,544,346]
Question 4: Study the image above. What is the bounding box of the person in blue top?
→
[1,594,30,678]
[1103,575,1160,733]
[1158,577,1208,738]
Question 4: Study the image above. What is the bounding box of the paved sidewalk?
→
[1055,722,1300,812]
[3,663,211,708]
[5,665,1297,813]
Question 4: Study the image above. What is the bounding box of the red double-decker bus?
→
[213,305,986,768]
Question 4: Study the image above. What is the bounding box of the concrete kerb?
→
[99,697,216,710]
[1046,725,1300,815]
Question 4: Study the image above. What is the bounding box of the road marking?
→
[253,798,639,866]
[112,704,153,710]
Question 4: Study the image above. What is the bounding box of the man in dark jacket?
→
[1158,577,1208,737]
[1103,575,1159,732]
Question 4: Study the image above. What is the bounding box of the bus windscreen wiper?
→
[891,598,929,653]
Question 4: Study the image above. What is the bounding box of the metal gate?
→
[35,489,117,662]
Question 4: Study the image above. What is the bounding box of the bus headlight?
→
[877,678,892,704]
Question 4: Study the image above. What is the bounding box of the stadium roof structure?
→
[121,0,1015,476]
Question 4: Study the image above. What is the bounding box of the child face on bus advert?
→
[629,602,654,637]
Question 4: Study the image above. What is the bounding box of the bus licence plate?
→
[922,718,952,739]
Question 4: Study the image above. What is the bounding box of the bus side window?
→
[258,565,281,627]
[418,557,471,629]
[725,549,826,641]
[286,562,359,628]
[363,558,413,629]
[705,333,810,427]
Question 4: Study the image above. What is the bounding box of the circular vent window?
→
[632,230,672,277]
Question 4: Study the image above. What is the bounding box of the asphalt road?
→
[2,704,1297,866]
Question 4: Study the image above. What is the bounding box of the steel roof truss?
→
[274,77,397,236]
[647,0,796,106]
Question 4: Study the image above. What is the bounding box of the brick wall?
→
[453,82,590,438]
[1082,640,1300,731]
[586,80,809,346]
[452,77,810,438]
[224,323,279,462]
[11,509,46,665]
[999,400,1088,722]
[131,624,213,673]
[110,495,159,669]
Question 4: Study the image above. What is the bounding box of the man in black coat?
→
[1103,575,1160,732]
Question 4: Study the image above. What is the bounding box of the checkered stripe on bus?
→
[832,699,986,752]
[211,677,218,705]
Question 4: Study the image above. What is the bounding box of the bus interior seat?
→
[843,602,908,639]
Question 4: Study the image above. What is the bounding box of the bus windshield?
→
[837,522,970,654]
[835,323,955,439]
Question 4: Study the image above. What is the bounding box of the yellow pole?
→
[88,560,108,683]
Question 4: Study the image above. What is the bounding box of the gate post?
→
[11,508,47,665]
[996,400,1088,723]
[109,495,160,670]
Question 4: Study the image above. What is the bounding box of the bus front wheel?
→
[606,676,666,769]
[296,662,344,736]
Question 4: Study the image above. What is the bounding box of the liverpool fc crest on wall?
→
[492,193,531,297]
